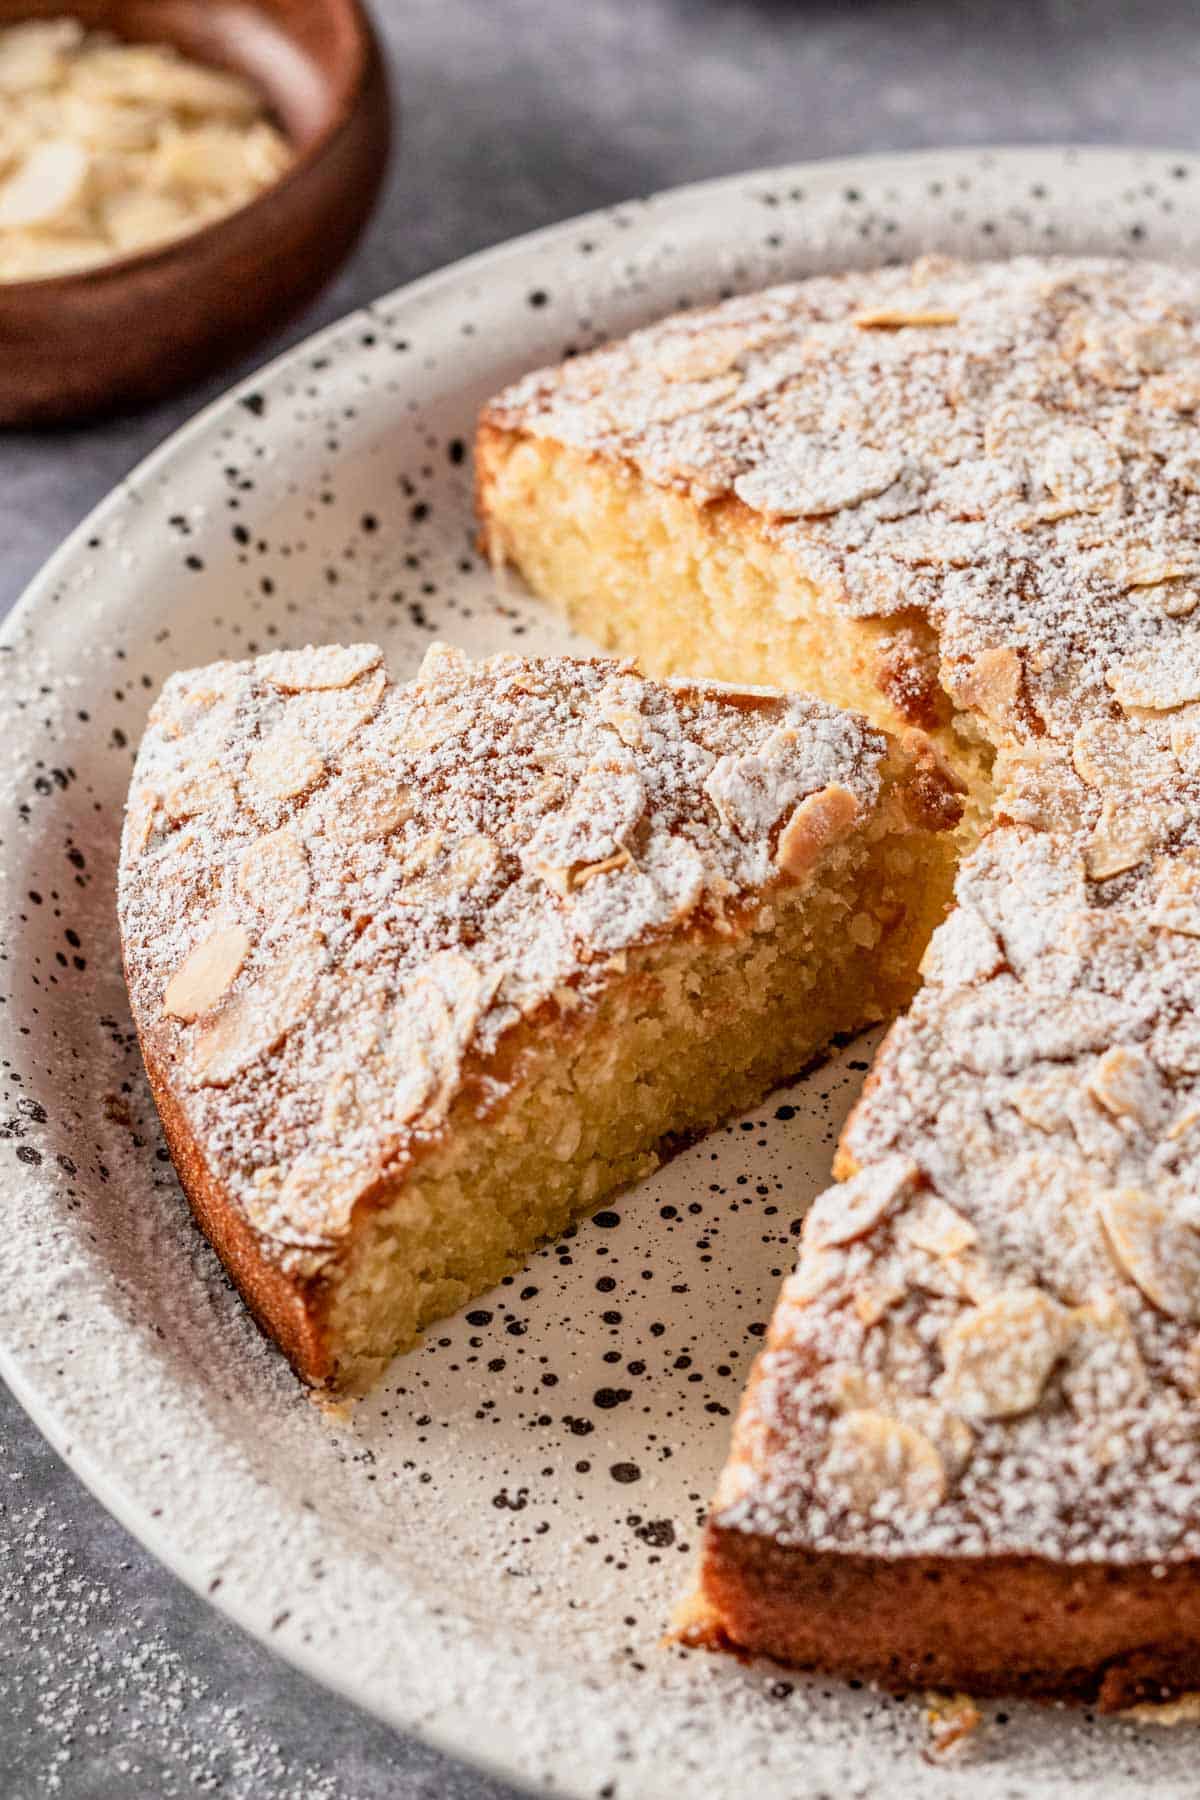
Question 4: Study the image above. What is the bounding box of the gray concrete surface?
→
[2,0,1197,1792]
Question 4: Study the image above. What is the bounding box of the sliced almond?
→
[1152,850,1200,935]
[0,139,90,230]
[163,925,250,1021]
[246,723,324,805]
[824,1410,946,1514]
[236,828,309,917]
[775,783,860,881]
[163,762,233,822]
[950,645,1022,724]
[852,306,958,330]
[900,1195,977,1259]
[918,905,1005,988]
[1084,799,1153,881]
[1071,717,1176,791]
[1097,1188,1200,1320]
[569,847,633,888]
[260,644,383,694]
[655,332,745,382]
[190,939,323,1088]
[1138,367,1200,413]
[803,1154,920,1251]
[416,641,468,688]
[1061,1295,1148,1414]
[939,1287,1073,1420]
[1169,704,1200,775]
[1106,641,1200,713]
[1086,1044,1167,1129]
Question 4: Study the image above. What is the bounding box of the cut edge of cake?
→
[120,640,959,1393]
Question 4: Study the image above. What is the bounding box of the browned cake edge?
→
[127,960,336,1385]
[684,1526,1200,1710]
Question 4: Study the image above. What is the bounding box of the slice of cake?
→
[120,641,957,1392]
[694,822,1200,1707]
[477,254,1200,1700]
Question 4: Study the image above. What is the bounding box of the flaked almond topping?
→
[1106,641,1200,713]
[918,905,1005,988]
[1061,1295,1148,1413]
[260,643,382,693]
[852,306,959,330]
[949,645,1022,724]
[1097,1187,1200,1321]
[163,762,233,822]
[190,939,323,1088]
[775,783,860,880]
[803,1154,920,1251]
[1152,849,1200,935]
[654,332,745,382]
[236,827,309,918]
[163,925,249,1021]
[1084,800,1153,881]
[1169,704,1200,774]
[1071,717,1177,791]
[1124,555,1200,590]
[938,1287,1073,1419]
[900,1195,977,1259]
[246,722,324,804]
[1086,1044,1168,1129]
[415,641,469,688]
[824,1410,946,1514]
[1138,367,1200,413]
[569,847,634,888]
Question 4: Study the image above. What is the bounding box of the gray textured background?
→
[2,1,1197,1793]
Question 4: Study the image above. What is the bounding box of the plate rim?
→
[3,142,1199,1798]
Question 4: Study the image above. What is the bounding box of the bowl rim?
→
[0,0,388,300]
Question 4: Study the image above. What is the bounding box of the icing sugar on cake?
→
[122,643,888,1268]
[477,254,1200,1696]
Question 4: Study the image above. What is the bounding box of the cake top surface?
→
[119,642,893,1272]
[487,254,1200,758]
[714,824,1200,1567]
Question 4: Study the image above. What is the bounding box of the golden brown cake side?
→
[119,640,955,1389]
[477,254,1200,1697]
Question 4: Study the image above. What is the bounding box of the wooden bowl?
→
[0,0,392,425]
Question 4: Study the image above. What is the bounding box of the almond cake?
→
[119,641,954,1394]
[477,255,1200,1703]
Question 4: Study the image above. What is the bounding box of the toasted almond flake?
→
[1124,555,1199,589]
[1084,801,1152,881]
[1097,1188,1200,1320]
[950,645,1022,723]
[923,1693,983,1762]
[901,1195,977,1258]
[1086,1044,1167,1128]
[260,643,383,693]
[654,333,745,382]
[775,783,860,880]
[163,925,249,1021]
[824,1410,946,1513]
[246,723,324,804]
[0,137,90,229]
[569,848,634,887]
[1152,849,1200,934]
[236,828,309,917]
[1169,704,1200,774]
[1139,367,1200,413]
[1070,717,1177,790]
[1106,641,1200,712]
[852,306,959,329]
[803,1154,920,1250]
[190,940,323,1088]
[918,905,1005,987]
[163,762,233,821]
[1062,1295,1148,1413]
[939,1288,1073,1420]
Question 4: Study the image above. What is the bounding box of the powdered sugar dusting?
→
[119,642,886,1273]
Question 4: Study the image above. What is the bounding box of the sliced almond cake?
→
[477,255,1200,1702]
[119,642,954,1393]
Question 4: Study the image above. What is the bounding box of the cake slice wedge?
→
[688,824,1200,1706]
[120,640,957,1392]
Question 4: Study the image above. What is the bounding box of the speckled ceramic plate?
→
[4,148,1200,1799]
